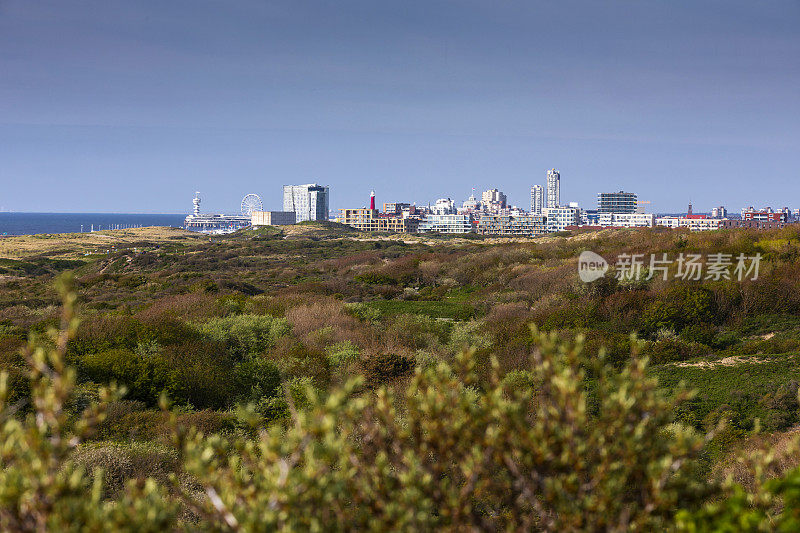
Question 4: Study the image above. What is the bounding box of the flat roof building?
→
[283,184,329,222]
[337,208,419,233]
[251,211,296,226]
[597,191,638,213]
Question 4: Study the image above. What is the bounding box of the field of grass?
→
[652,353,800,431]
[0,226,203,259]
[365,298,477,320]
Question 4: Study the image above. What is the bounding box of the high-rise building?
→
[597,191,638,213]
[432,198,456,215]
[546,169,560,209]
[711,206,728,219]
[481,189,507,210]
[530,185,544,214]
[283,184,329,222]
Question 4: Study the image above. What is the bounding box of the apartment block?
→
[418,213,474,233]
[598,212,654,228]
[476,214,547,237]
[337,208,419,233]
[543,206,580,233]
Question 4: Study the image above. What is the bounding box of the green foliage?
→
[79,341,237,409]
[233,355,282,402]
[343,302,382,323]
[639,286,717,337]
[360,352,414,386]
[652,354,800,433]
[366,299,476,320]
[448,319,492,352]
[194,313,290,358]
[353,272,398,285]
[324,340,360,367]
[0,275,179,531]
[178,329,711,531]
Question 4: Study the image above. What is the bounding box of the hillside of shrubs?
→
[3,223,800,530]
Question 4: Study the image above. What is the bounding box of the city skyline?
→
[1,1,798,214]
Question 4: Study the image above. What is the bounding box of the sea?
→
[0,212,187,237]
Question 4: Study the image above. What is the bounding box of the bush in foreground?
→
[5,277,800,530]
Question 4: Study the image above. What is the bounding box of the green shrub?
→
[360,352,414,386]
[324,340,360,367]
[267,338,331,387]
[72,442,180,499]
[639,286,717,337]
[448,320,492,352]
[234,355,282,402]
[642,338,709,364]
[194,314,289,358]
[680,323,717,346]
[344,302,382,323]
[353,272,398,285]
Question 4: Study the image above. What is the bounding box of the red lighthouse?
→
[370,190,376,211]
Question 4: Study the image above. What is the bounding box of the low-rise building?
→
[656,216,723,231]
[543,206,581,233]
[598,212,654,228]
[338,208,419,233]
[251,211,296,226]
[742,209,787,223]
[476,214,546,237]
[418,213,473,234]
[721,219,787,230]
[383,202,411,216]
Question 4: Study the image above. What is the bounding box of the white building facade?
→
[418,213,474,234]
[546,168,560,209]
[598,213,655,228]
[543,206,580,233]
[283,184,330,222]
[530,184,544,215]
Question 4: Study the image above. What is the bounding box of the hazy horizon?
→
[1,1,798,214]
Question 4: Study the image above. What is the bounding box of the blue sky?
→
[1,1,798,214]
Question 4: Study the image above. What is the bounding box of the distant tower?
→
[370,190,376,210]
[687,201,693,217]
[192,192,201,216]
[531,184,544,214]
[546,169,560,209]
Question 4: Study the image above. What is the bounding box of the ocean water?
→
[0,212,187,236]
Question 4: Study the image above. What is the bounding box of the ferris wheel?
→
[241,194,263,216]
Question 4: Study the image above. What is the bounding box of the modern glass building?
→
[597,191,637,213]
[283,184,330,222]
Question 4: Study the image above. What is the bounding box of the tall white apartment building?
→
[530,184,544,214]
[711,206,728,218]
[283,184,330,222]
[546,168,560,209]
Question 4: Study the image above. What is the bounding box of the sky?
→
[0,0,798,214]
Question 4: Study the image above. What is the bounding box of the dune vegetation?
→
[3,223,800,530]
